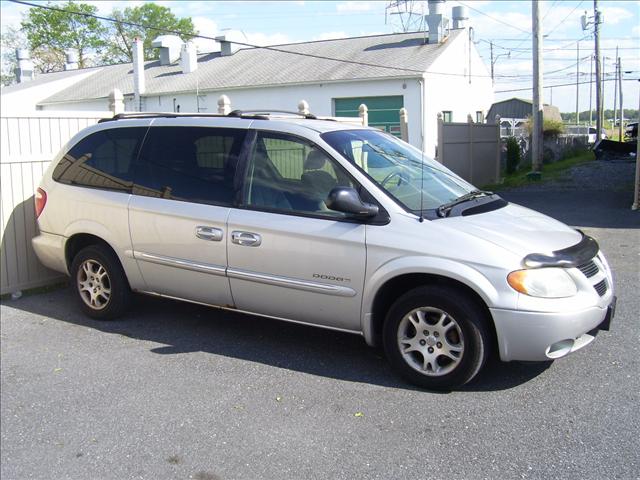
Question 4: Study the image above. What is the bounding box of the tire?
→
[70,244,131,320]
[383,285,491,390]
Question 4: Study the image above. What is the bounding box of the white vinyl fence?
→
[1,112,111,295]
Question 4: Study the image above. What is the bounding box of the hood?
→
[439,203,582,258]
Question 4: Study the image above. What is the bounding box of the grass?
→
[483,151,595,191]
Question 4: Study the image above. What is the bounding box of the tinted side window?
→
[52,127,147,192]
[133,127,247,206]
[243,132,354,217]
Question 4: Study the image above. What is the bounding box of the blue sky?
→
[1,0,638,113]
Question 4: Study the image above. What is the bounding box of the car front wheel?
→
[383,285,491,390]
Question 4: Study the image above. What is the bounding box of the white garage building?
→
[2,9,493,154]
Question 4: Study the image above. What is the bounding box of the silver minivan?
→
[32,112,615,389]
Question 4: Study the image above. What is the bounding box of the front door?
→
[227,130,366,331]
[129,124,246,306]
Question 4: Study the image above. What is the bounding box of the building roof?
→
[487,97,562,122]
[1,66,99,94]
[38,30,463,105]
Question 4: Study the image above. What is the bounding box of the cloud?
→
[244,32,291,47]
[191,17,218,53]
[336,1,375,13]
[598,6,633,25]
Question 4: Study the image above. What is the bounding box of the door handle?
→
[231,231,262,247]
[196,226,223,242]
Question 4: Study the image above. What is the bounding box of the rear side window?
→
[53,127,147,192]
[133,127,246,206]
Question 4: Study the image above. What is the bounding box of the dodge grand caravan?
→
[32,111,616,389]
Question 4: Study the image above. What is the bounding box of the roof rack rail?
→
[98,110,320,123]
[228,109,318,120]
[98,112,231,123]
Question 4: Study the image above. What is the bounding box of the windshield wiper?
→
[437,190,493,217]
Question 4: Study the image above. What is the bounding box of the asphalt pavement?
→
[1,160,639,480]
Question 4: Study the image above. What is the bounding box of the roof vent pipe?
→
[215,35,240,56]
[65,51,78,70]
[428,0,446,15]
[152,35,182,65]
[132,37,145,111]
[181,42,198,74]
[426,0,449,44]
[15,48,34,83]
[452,6,469,29]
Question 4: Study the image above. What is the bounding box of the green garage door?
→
[334,96,404,137]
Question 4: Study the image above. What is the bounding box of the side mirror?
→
[325,187,379,218]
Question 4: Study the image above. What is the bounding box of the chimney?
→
[215,35,240,56]
[65,51,78,70]
[151,35,182,65]
[180,42,198,74]
[426,0,450,44]
[452,6,469,29]
[132,37,145,111]
[15,49,34,83]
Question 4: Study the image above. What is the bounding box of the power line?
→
[495,76,637,93]
[545,0,585,38]
[5,0,553,81]
[456,1,531,35]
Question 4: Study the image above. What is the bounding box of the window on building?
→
[133,127,246,206]
[52,127,147,192]
[442,111,453,123]
[243,132,354,217]
[476,111,484,123]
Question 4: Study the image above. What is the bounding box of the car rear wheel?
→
[383,285,491,390]
[71,245,131,320]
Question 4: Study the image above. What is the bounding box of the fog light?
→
[546,339,575,359]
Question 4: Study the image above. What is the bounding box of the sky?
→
[1,0,638,114]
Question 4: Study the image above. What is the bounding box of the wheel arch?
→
[362,260,500,349]
[65,233,120,272]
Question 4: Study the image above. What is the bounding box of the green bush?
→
[505,136,521,174]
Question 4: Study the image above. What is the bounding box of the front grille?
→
[577,260,599,278]
[594,279,608,297]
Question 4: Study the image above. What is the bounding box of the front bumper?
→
[490,299,615,362]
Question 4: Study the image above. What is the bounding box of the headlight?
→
[507,268,577,298]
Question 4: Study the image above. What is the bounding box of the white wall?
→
[0,69,100,116]
[422,30,495,156]
[143,78,424,147]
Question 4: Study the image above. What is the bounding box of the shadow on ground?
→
[4,286,551,393]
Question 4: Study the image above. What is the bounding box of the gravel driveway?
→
[2,159,638,480]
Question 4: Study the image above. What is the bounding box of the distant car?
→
[588,127,607,144]
[624,122,638,142]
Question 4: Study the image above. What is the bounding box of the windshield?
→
[321,129,475,212]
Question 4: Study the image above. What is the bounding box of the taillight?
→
[35,187,47,218]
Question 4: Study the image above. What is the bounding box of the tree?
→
[102,3,197,64]
[0,25,27,86]
[20,1,107,71]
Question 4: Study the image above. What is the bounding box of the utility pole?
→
[490,41,494,83]
[531,0,543,174]
[618,56,623,141]
[613,47,618,135]
[589,53,593,126]
[575,42,580,125]
[594,0,603,140]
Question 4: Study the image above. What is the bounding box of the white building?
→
[1,5,493,154]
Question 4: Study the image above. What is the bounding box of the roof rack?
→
[98,110,320,123]
[228,109,317,120]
